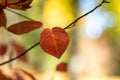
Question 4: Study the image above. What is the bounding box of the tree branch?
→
[0,0,110,66]
[6,8,33,20]
[64,0,110,29]
[0,42,40,65]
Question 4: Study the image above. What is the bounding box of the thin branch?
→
[64,0,110,29]
[0,0,110,66]
[5,8,33,20]
[0,42,40,66]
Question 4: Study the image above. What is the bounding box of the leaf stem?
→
[5,8,33,20]
[0,0,110,66]
[64,0,110,30]
[0,42,40,66]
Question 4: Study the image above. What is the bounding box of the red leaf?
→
[12,42,26,62]
[7,20,42,35]
[56,62,68,72]
[40,27,69,58]
[0,10,6,27]
[7,0,33,10]
[0,44,7,56]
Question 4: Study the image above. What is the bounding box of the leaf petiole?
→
[5,8,33,20]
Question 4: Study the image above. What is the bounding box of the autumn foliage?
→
[7,20,42,35]
[40,27,69,58]
[0,0,71,66]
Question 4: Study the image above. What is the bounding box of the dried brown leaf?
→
[7,0,33,10]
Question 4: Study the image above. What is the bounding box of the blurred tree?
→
[107,0,120,75]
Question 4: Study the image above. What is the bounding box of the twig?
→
[5,8,33,20]
[0,42,40,66]
[0,0,110,66]
[64,0,110,29]
[0,3,33,20]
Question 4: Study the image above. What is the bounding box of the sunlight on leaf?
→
[7,20,42,35]
[40,27,69,58]
[0,70,12,80]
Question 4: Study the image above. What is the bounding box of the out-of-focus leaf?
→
[0,10,6,27]
[14,70,24,80]
[12,42,26,62]
[0,0,6,9]
[0,44,7,56]
[7,0,20,4]
[19,69,36,80]
[7,20,42,35]
[56,62,67,72]
[0,71,12,80]
[7,0,33,10]
[40,27,69,58]
[13,69,36,80]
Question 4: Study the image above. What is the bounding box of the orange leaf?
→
[0,70,12,80]
[7,20,42,35]
[7,0,33,10]
[0,10,6,27]
[40,27,69,58]
[56,62,68,72]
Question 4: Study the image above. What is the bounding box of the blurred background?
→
[0,0,120,80]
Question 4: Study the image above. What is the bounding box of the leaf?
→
[7,0,33,10]
[40,27,69,58]
[0,70,12,80]
[7,20,42,35]
[14,69,36,80]
[0,10,6,27]
[14,70,24,80]
[0,0,6,9]
[19,69,36,80]
[6,0,21,4]
[0,44,7,56]
[12,42,26,62]
[56,62,67,72]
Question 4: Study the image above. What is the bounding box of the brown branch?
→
[6,8,33,20]
[0,0,110,66]
[64,0,110,29]
[0,42,40,66]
